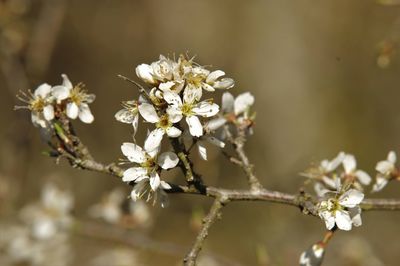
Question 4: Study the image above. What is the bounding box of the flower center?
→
[69,84,87,105]
[30,97,45,112]
[156,114,171,129]
[141,157,156,171]
[181,103,194,116]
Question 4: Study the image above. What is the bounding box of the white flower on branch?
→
[342,154,372,187]
[16,83,55,128]
[372,151,398,192]
[317,188,364,231]
[164,90,219,137]
[52,74,95,123]
[120,142,177,206]
[138,102,182,151]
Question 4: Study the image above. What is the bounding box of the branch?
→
[183,196,228,266]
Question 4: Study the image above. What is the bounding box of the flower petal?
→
[66,102,79,119]
[376,161,393,174]
[204,117,226,132]
[138,103,159,123]
[234,92,254,115]
[213,78,234,90]
[206,70,225,83]
[121,142,146,163]
[372,175,389,193]
[157,152,179,169]
[339,189,364,207]
[163,90,182,107]
[34,83,52,98]
[335,210,352,231]
[135,64,155,84]
[388,151,397,164]
[355,170,371,185]
[186,115,203,137]
[166,126,182,138]
[144,128,164,152]
[61,74,73,89]
[222,92,234,113]
[342,154,356,174]
[122,167,148,182]
[319,210,335,230]
[192,102,219,117]
[43,105,54,121]
[52,85,70,102]
[149,172,161,191]
[167,107,183,123]
[79,103,94,123]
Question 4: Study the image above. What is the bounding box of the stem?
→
[183,197,228,265]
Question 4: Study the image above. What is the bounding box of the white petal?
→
[388,151,397,164]
[158,152,179,169]
[160,181,172,190]
[204,117,227,132]
[198,142,207,160]
[79,103,94,123]
[327,152,345,172]
[163,90,182,107]
[130,180,148,201]
[192,102,219,117]
[213,78,234,89]
[122,167,148,182]
[234,92,254,115]
[159,81,175,91]
[121,142,146,163]
[339,189,364,207]
[66,102,79,119]
[335,210,352,231]
[183,85,202,103]
[34,83,52,97]
[31,113,46,128]
[186,115,203,137]
[149,172,161,191]
[52,85,70,102]
[314,182,330,197]
[61,74,73,89]
[376,161,393,174]
[115,109,134,124]
[206,70,225,83]
[202,83,215,92]
[355,170,371,185]
[144,128,164,152]
[372,176,389,193]
[43,105,54,121]
[167,107,183,123]
[320,211,335,230]
[349,207,362,227]
[138,103,159,123]
[222,92,234,113]
[166,126,182,137]
[135,64,155,84]
[343,154,356,174]
[132,114,139,135]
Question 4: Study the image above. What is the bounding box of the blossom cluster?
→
[115,54,256,205]
[303,151,399,231]
[16,74,95,128]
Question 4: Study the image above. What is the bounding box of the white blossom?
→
[138,102,182,151]
[17,83,55,128]
[52,74,95,123]
[222,91,254,116]
[163,90,219,137]
[317,189,364,231]
[372,151,397,192]
[299,244,325,266]
[120,141,178,205]
[342,154,372,186]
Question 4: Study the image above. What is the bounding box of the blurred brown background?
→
[2,0,400,265]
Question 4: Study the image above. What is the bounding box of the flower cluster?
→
[115,54,257,205]
[16,74,95,128]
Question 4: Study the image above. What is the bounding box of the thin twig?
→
[117,74,152,102]
[183,196,228,266]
